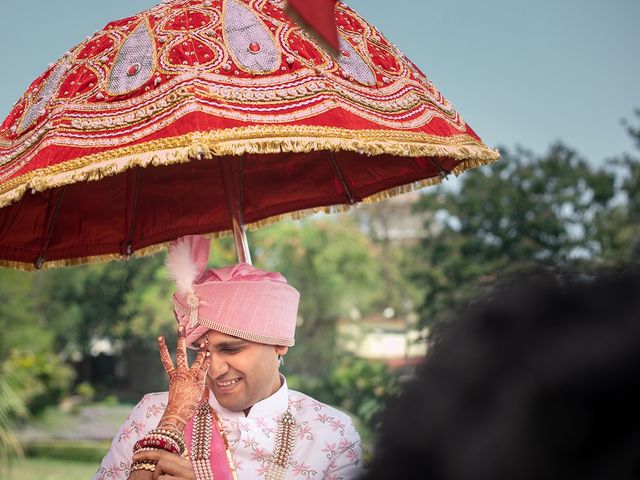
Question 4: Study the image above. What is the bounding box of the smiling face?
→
[198,330,288,414]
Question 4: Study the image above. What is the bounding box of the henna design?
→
[156,328,210,433]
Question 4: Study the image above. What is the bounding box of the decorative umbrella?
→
[0,0,498,271]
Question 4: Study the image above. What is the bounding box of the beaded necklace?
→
[191,402,297,480]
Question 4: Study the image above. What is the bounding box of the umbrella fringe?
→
[0,127,499,209]
[0,230,233,272]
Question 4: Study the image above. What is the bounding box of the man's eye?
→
[221,346,241,353]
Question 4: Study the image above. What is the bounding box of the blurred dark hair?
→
[365,269,640,480]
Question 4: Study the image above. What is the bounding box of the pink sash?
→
[184,408,235,480]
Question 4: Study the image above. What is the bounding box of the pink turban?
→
[166,235,300,348]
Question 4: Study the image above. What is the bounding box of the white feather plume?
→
[166,238,198,295]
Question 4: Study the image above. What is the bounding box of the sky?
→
[1,0,638,166]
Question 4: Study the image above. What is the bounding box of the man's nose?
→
[208,353,229,378]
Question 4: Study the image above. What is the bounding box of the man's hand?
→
[157,327,210,433]
[132,450,195,480]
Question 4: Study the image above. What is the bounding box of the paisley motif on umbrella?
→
[0,0,499,271]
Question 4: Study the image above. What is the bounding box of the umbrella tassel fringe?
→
[0,128,499,208]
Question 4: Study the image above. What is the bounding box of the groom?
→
[94,235,362,480]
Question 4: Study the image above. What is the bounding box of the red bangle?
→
[133,435,181,455]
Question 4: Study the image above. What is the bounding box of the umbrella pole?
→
[220,156,252,265]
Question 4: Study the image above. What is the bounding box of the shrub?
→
[25,440,110,463]
[74,382,96,403]
[5,351,75,415]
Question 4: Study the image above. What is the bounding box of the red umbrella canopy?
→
[0,0,498,271]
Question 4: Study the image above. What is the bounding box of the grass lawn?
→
[1,458,98,480]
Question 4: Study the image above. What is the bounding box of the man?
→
[94,235,362,480]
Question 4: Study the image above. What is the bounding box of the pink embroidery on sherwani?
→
[315,413,329,423]
[95,461,128,480]
[329,419,345,433]
[131,419,145,433]
[256,463,269,476]
[322,442,338,459]
[250,446,268,462]
[297,423,313,440]
[146,402,163,417]
[346,446,359,463]
[118,426,133,441]
[243,437,260,450]
[256,418,269,430]
[292,461,317,477]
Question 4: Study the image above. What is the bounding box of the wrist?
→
[158,414,187,433]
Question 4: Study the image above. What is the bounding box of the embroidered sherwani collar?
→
[207,374,289,419]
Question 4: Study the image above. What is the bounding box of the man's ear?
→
[275,345,289,356]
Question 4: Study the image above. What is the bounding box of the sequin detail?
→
[223,0,279,74]
[337,36,376,86]
[107,19,156,95]
[19,60,70,133]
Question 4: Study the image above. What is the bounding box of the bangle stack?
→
[130,427,186,473]
[150,428,186,454]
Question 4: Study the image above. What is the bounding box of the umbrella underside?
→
[1,148,480,270]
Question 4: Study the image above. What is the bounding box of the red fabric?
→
[288,0,339,51]
[133,436,181,455]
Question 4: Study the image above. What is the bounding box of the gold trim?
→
[0,125,498,206]
[174,302,296,347]
[0,231,229,272]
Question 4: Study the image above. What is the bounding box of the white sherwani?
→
[94,378,363,480]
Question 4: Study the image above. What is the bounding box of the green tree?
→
[0,269,74,413]
[596,110,640,263]
[412,143,617,332]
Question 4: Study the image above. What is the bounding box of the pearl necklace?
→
[191,402,297,480]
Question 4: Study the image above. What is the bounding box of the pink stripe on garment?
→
[184,408,235,480]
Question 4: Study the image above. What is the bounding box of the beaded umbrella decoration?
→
[0,0,499,271]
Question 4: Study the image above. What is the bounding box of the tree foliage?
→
[411,115,639,333]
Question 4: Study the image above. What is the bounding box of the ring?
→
[166,368,176,376]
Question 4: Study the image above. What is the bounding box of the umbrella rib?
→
[431,157,451,180]
[329,152,356,205]
[126,168,141,256]
[36,185,66,269]
[239,154,245,224]
[220,156,252,264]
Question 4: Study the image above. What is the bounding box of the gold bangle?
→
[130,461,157,472]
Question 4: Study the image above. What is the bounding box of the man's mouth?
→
[216,377,241,389]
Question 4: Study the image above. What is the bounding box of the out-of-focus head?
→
[366,270,640,480]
